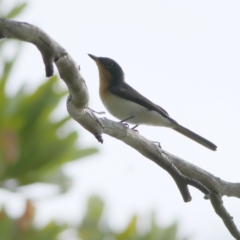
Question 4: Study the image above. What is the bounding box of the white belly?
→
[101,94,172,127]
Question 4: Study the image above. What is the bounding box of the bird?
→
[88,54,217,151]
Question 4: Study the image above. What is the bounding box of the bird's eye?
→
[106,62,113,68]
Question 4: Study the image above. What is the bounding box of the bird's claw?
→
[121,122,129,128]
[132,129,139,134]
[131,125,139,133]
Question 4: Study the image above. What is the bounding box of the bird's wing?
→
[109,82,170,118]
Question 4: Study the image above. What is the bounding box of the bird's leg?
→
[120,115,135,123]
[131,124,138,130]
[120,114,135,128]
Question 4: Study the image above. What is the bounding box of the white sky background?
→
[1,0,240,239]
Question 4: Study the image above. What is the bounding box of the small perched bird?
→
[88,54,217,151]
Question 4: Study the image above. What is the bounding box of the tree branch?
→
[0,17,239,239]
[210,193,240,239]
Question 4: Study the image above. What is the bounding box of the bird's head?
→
[88,54,124,84]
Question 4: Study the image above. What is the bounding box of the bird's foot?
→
[131,125,139,133]
[120,115,135,128]
[121,122,129,128]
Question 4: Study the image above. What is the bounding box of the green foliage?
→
[115,215,138,240]
[0,74,97,191]
[77,196,188,240]
[142,213,186,240]
[0,1,27,19]
[0,0,27,58]
[5,3,27,19]
[0,201,67,240]
[114,213,186,240]
[79,196,105,240]
[0,1,97,192]
[0,196,187,240]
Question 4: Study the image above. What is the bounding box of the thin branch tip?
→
[45,65,54,77]
[95,134,103,144]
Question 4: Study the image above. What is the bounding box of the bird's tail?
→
[173,124,217,151]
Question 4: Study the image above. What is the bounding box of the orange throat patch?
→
[96,62,113,100]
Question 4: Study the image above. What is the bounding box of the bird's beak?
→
[88,54,99,62]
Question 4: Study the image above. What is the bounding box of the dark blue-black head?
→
[88,54,124,83]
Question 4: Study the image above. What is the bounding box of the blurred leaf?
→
[142,212,187,240]
[76,196,188,240]
[0,43,22,111]
[20,167,73,194]
[116,215,138,240]
[6,3,27,18]
[0,0,98,195]
[0,196,188,240]
[0,75,98,189]
[0,60,16,103]
[0,207,16,239]
[0,200,67,240]
[78,196,106,240]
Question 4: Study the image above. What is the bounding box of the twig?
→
[210,193,240,240]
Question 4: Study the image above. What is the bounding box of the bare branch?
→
[0,17,239,239]
[210,193,240,240]
[165,151,240,198]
